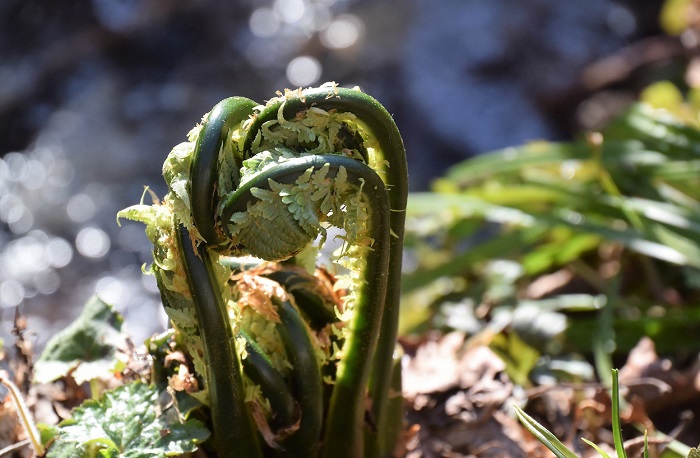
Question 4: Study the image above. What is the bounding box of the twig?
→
[0,439,31,457]
[581,36,686,91]
[0,372,44,456]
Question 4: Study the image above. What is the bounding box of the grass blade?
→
[513,405,579,458]
[582,438,613,458]
[611,369,627,458]
[408,193,698,268]
[593,281,617,387]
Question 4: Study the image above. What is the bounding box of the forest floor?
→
[1,310,699,458]
[401,331,700,457]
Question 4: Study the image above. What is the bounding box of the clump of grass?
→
[403,102,700,456]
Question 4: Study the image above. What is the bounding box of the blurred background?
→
[0,0,680,347]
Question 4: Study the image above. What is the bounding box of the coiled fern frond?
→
[119,83,407,457]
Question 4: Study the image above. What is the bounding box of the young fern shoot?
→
[119,83,408,457]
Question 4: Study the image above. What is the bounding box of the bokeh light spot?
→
[4,153,28,183]
[0,195,24,224]
[321,14,363,49]
[274,0,305,24]
[250,8,280,37]
[67,193,97,223]
[76,226,111,259]
[33,269,61,295]
[96,276,124,304]
[9,209,33,234]
[0,280,25,308]
[22,159,47,190]
[286,56,322,87]
[46,237,74,268]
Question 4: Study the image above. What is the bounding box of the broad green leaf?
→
[38,423,59,450]
[35,296,125,384]
[47,382,210,457]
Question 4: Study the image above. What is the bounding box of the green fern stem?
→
[189,96,257,245]
[275,297,324,456]
[238,330,297,429]
[243,87,407,457]
[176,224,263,458]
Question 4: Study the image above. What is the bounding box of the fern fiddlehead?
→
[119,83,407,457]
[190,96,258,245]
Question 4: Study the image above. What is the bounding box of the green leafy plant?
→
[117,83,408,457]
[403,103,700,361]
[34,296,125,388]
[2,298,210,457]
[46,382,210,457]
